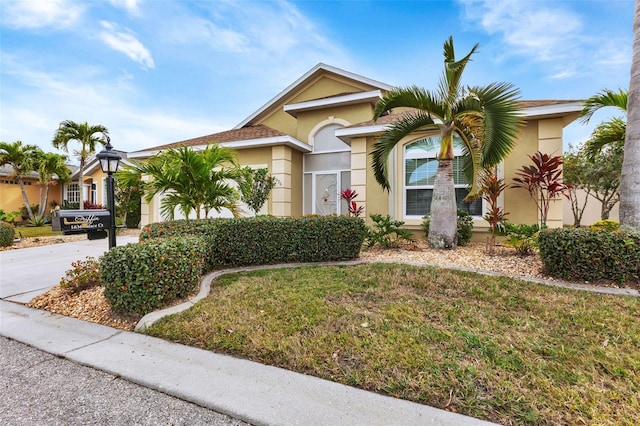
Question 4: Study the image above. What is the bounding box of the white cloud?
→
[99,21,155,69]
[109,0,143,16]
[0,55,222,156]
[1,0,84,29]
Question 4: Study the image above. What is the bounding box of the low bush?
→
[500,222,539,255]
[0,222,15,247]
[101,236,206,316]
[538,227,640,282]
[60,257,101,293]
[366,214,413,248]
[589,219,620,232]
[140,216,366,268]
[421,209,473,247]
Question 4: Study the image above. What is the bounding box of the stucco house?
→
[0,164,68,218]
[123,64,583,234]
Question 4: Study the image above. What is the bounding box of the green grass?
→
[13,225,61,238]
[145,263,640,425]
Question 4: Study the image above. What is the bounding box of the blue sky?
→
[0,0,634,160]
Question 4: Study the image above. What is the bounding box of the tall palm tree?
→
[37,152,71,217]
[0,141,42,220]
[579,89,627,160]
[133,144,244,220]
[372,36,524,249]
[620,0,640,230]
[52,120,109,209]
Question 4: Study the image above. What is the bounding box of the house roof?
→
[129,124,311,159]
[234,63,394,129]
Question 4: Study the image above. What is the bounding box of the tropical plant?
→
[239,167,279,216]
[619,1,640,230]
[580,89,627,160]
[0,140,42,221]
[52,120,109,209]
[36,152,71,218]
[115,167,143,228]
[340,188,364,217]
[511,151,569,227]
[59,257,102,293]
[132,144,244,220]
[371,36,523,249]
[365,213,414,248]
[481,173,509,252]
[0,222,15,247]
[500,222,540,256]
[0,209,21,224]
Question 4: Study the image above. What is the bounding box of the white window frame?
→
[66,183,80,204]
[403,137,483,219]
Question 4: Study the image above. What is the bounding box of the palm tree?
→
[620,0,640,229]
[372,36,524,249]
[52,120,109,209]
[579,89,627,160]
[0,141,42,220]
[133,144,244,220]
[37,152,71,217]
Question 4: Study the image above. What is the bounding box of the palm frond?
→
[373,86,444,121]
[584,117,626,160]
[580,88,628,124]
[372,111,439,190]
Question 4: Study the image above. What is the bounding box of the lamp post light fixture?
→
[96,137,122,249]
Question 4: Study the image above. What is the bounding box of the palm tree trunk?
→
[78,157,85,209]
[41,185,51,217]
[18,180,35,220]
[620,0,640,229]
[428,159,458,249]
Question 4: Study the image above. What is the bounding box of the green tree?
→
[0,141,42,220]
[564,142,623,225]
[579,88,627,160]
[114,167,143,228]
[620,0,640,230]
[133,144,243,220]
[371,36,523,249]
[52,120,109,209]
[36,152,71,218]
[239,167,279,216]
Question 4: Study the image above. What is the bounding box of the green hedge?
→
[0,222,14,247]
[141,216,366,268]
[101,236,206,316]
[538,228,640,282]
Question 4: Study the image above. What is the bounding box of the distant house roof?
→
[129,124,311,159]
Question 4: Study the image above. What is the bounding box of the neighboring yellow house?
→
[127,63,583,234]
[63,152,133,208]
[0,165,65,219]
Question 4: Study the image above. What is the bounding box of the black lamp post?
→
[96,137,121,249]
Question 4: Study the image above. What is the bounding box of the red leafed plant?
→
[340,188,364,217]
[482,173,509,253]
[511,151,570,227]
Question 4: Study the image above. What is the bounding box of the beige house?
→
[0,165,65,218]
[129,63,583,234]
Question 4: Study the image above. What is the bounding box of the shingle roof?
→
[134,125,287,152]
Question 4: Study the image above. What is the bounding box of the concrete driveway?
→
[0,235,138,303]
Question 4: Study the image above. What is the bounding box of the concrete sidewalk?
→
[1,237,495,425]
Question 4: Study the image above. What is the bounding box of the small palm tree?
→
[52,120,109,209]
[579,89,627,160]
[37,152,71,217]
[372,36,524,249]
[0,141,42,220]
[133,144,243,220]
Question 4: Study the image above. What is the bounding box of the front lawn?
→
[13,225,61,238]
[145,263,640,425]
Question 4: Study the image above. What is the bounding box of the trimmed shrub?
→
[421,209,473,247]
[589,219,620,232]
[139,216,366,269]
[0,222,15,247]
[538,228,640,282]
[60,257,101,293]
[101,236,206,316]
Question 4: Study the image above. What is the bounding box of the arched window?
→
[404,136,482,217]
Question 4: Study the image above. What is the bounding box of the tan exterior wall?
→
[271,146,293,217]
[0,178,64,217]
[294,106,374,143]
[364,136,389,221]
[290,150,303,216]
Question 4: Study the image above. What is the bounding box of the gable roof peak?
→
[234,63,394,129]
